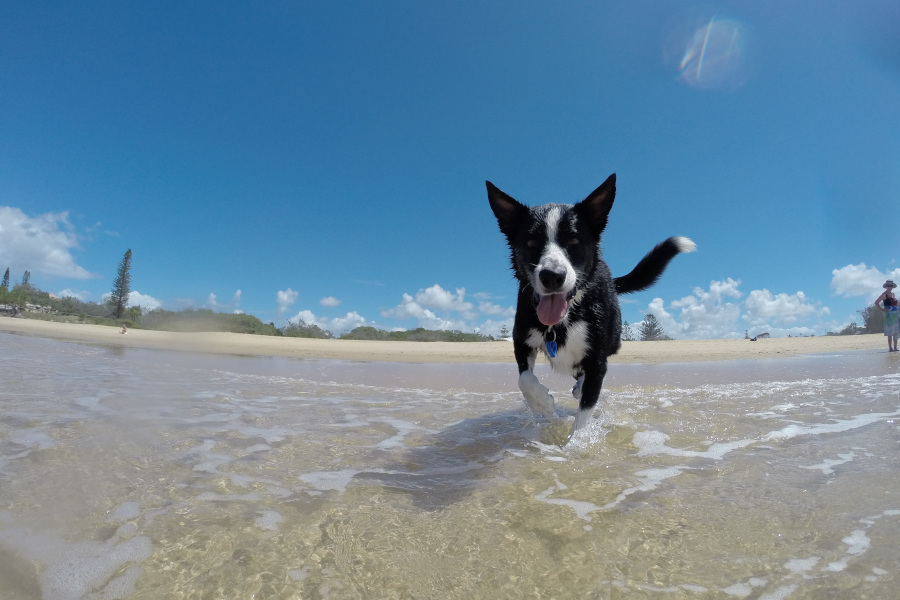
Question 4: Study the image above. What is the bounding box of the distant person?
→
[875,280,898,352]
[120,324,128,334]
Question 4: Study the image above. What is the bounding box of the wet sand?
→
[0,317,884,363]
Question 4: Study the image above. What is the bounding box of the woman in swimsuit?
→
[875,279,899,352]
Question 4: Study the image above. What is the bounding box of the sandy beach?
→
[0,317,885,364]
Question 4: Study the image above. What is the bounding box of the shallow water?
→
[1,333,899,600]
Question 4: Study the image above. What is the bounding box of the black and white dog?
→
[487,173,695,437]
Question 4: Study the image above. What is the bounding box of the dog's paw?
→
[518,370,555,417]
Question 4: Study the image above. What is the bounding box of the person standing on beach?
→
[875,280,899,352]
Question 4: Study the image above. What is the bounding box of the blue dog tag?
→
[546,340,558,358]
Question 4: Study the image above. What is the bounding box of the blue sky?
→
[2,1,899,339]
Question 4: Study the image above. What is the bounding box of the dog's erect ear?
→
[574,173,616,234]
[487,181,527,239]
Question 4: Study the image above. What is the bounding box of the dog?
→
[487,173,695,438]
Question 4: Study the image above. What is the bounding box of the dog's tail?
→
[614,236,696,295]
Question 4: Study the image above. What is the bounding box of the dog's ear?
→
[487,181,526,238]
[574,173,616,234]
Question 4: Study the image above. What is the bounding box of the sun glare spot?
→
[664,13,749,91]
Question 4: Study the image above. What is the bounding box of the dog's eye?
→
[566,238,580,247]
[526,239,537,248]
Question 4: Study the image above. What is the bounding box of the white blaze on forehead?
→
[533,205,577,295]
[544,206,563,242]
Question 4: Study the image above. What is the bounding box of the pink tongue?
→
[536,294,568,326]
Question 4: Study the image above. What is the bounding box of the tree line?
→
[281,321,495,341]
[826,305,884,336]
[624,306,886,340]
[1,250,138,321]
[3,251,885,340]
[0,250,496,341]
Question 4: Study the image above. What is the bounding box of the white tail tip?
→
[674,237,697,253]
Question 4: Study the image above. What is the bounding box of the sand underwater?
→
[1,331,899,599]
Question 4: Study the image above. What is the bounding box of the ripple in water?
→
[1,333,899,599]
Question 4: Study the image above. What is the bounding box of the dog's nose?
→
[538,268,567,292]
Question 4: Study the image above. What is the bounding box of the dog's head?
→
[487,174,616,326]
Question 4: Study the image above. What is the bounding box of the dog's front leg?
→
[514,344,555,418]
[571,360,607,433]
[519,370,556,418]
[572,373,585,400]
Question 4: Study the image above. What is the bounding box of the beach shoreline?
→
[0,317,885,364]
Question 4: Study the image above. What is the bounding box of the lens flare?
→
[664,13,749,91]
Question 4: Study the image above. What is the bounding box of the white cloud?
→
[417,284,474,313]
[382,284,479,328]
[656,278,744,339]
[671,277,743,308]
[56,288,91,301]
[382,294,465,330]
[474,318,514,339]
[277,284,515,338]
[478,300,515,317]
[643,278,837,339]
[203,290,244,313]
[831,264,900,298]
[328,312,370,335]
[0,206,97,280]
[125,290,162,311]
[276,288,298,315]
[101,289,162,311]
[379,284,515,333]
[287,309,372,336]
[743,289,828,326]
[289,309,318,325]
[382,293,423,320]
[648,295,743,340]
[383,295,465,330]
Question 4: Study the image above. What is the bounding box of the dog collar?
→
[545,328,558,358]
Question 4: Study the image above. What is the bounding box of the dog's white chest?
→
[527,322,590,376]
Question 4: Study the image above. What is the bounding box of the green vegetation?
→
[0,270,280,335]
[0,267,495,341]
[2,263,888,341]
[340,326,494,342]
[1,281,110,319]
[140,308,280,335]
[282,320,334,339]
[0,284,27,310]
[858,305,884,334]
[827,305,883,336]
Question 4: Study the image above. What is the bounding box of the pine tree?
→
[108,249,132,319]
[21,270,31,287]
[1,268,9,291]
[639,314,667,341]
